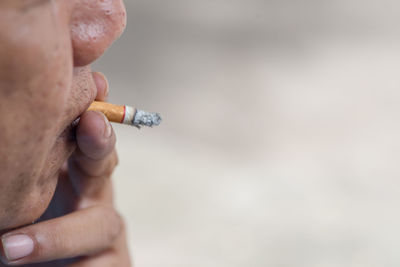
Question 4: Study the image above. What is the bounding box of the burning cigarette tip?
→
[133,110,162,128]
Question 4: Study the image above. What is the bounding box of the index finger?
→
[0,205,123,265]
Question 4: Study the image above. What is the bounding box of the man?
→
[0,0,131,265]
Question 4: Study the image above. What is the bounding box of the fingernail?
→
[2,234,34,261]
[102,113,112,138]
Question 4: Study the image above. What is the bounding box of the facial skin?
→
[0,0,126,230]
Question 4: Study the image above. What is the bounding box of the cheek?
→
[0,4,73,167]
[0,3,73,119]
[0,2,74,229]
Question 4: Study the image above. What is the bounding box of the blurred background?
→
[93,1,400,266]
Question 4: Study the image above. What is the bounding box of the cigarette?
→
[87,101,162,128]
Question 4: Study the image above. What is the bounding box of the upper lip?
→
[57,67,98,137]
[52,69,99,172]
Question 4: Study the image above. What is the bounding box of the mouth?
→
[56,67,99,136]
[47,67,101,181]
[60,119,79,143]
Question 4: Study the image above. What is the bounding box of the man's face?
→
[0,0,126,230]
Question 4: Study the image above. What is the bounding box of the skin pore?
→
[0,0,125,230]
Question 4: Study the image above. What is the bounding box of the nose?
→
[69,0,127,66]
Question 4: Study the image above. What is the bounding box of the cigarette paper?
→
[87,101,162,128]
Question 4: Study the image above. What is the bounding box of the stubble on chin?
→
[0,169,58,231]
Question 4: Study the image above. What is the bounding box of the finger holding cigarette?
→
[88,101,162,128]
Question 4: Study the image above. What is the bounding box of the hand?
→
[0,75,131,266]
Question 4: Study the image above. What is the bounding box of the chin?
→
[0,176,58,231]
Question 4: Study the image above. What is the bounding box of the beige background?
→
[94,1,400,266]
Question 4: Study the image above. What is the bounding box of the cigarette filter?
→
[88,101,162,128]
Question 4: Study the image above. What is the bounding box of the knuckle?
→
[102,207,124,244]
[27,226,59,260]
[71,149,118,179]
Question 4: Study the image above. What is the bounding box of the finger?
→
[66,215,131,267]
[70,149,118,182]
[76,110,116,161]
[92,72,109,101]
[68,111,117,201]
[66,223,131,267]
[0,206,123,266]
